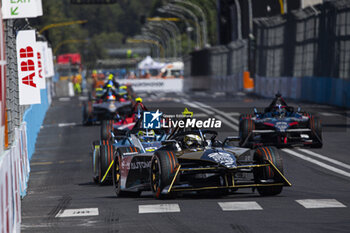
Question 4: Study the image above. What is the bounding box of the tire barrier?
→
[255,76,350,108]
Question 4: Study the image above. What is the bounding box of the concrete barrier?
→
[184,75,243,94]
[118,79,184,92]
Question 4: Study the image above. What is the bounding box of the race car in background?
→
[111,127,291,199]
[100,98,148,140]
[82,83,136,127]
[239,93,322,148]
[82,89,133,126]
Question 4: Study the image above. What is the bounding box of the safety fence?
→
[0,16,54,232]
[0,122,30,233]
[184,1,350,107]
[183,40,247,92]
[254,1,350,79]
[0,85,51,233]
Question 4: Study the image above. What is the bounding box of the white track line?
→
[182,99,214,115]
[282,149,350,178]
[58,123,77,127]
[59,97,71,102]
[192,101,240,125]
[296,199,346,209]
[182,99,239,130]
[319,112,341,117]
[298,149,350,170]
[56,208,99,218]
[182,99,238,131]
[138,204,180,214]
[218,202,263,211]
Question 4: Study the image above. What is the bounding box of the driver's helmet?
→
[184,134,202,149]
[108,74,114,81]
[107,80,115,88]
[275,104,286,117]
[106,92,116,101]
[137,130,155,142]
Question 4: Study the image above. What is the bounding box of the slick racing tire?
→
[309,116,322,148]
[101,120,114,140]
[92,141,101,184]
[112,147,141,197]
[239,114,253,121]
[99,141,114,185]
[253,147,284,196]
[239,119,255,147]
[112,152,125,197]
[82,102,92,126]
[150,151,178,199]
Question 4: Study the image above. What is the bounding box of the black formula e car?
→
[111,127,291,199]
[239,94,322,148]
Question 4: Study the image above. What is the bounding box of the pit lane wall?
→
[255,76,350,108]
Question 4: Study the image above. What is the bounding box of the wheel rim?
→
[151,158,160,192]
[114,158,120,189]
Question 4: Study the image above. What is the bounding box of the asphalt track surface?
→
[21,92,350,233]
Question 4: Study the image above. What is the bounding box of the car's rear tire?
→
[150,151,178,199]
[101,120,114,140]
[239,119,255,147]
[253,147,284,196]
[99,141,114,185]
[112,147,142,197]
[112,153,125,197]
[82,102,92,126]
[310,116,322,148]
[92,143,100,184]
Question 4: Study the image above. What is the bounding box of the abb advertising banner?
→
[36,42,46,89]
[16,30,41,105]
[47,46,55,77]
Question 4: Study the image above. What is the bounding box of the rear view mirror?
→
[223,136,240,147]
[161,140,177,145]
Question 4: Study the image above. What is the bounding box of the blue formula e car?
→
[239,94,322,148]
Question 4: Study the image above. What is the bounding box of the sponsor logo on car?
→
[143,109,222,129]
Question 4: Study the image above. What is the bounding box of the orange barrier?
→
[243,71,254,92]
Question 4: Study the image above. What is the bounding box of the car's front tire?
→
[253,146,284,196]
[150,151,178,199]
[239,119,255,147]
